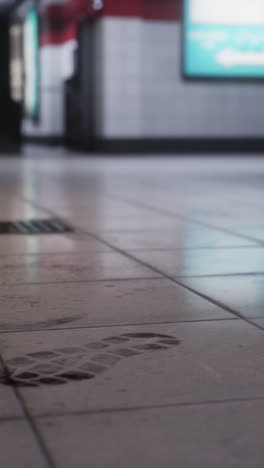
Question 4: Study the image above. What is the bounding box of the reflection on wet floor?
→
[0,152,264,467]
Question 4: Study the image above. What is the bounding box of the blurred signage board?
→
[184,0,264,78]
[24,8,39,118]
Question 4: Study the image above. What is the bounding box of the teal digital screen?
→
[24,8,39,118]
[184,0,264,78]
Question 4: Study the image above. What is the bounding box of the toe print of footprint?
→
[0,333,180,387]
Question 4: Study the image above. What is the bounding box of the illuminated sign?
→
[24,8,39,118]
[184,0,264,78]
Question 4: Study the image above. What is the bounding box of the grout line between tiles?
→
[0,271,264,289]
[1,274,264,288]
[175,273,264,278]
[0,277,162,288]
[0,246,261,258]
[0,317,239,335]
[0,274,259,290]
[0,355,56,468]
[35,395,264,420]
[0,415,25,423]
[172,279,264,331]
[109,245,263,251]
[108,193,264,246]
[14,387,57,468]
[0,249,111,258]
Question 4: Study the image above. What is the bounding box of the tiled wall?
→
[101,17,143,138]
[142,21,264,137]
[102,17,264,139]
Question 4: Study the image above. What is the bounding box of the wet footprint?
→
[0,332,180,387]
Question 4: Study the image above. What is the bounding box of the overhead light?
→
[93,0,103,10]
[93,0,104,10]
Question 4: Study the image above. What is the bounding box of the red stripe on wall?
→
[144,1,182,21]
[104,0,181,21]
[43,0,95,22]
[41,26,77,46]
[40,0,182,46]
[103,0,143,17]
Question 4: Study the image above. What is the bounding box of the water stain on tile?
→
[0,333,180,388]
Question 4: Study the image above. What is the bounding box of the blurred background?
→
[2,0,264,154]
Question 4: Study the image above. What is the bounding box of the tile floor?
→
[0,150,264,467]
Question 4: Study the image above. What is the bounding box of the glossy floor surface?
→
[0,148,264,467]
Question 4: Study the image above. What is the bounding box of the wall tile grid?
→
[141,22,264,137]
[102,17,143,138]
[100,17,264,139]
